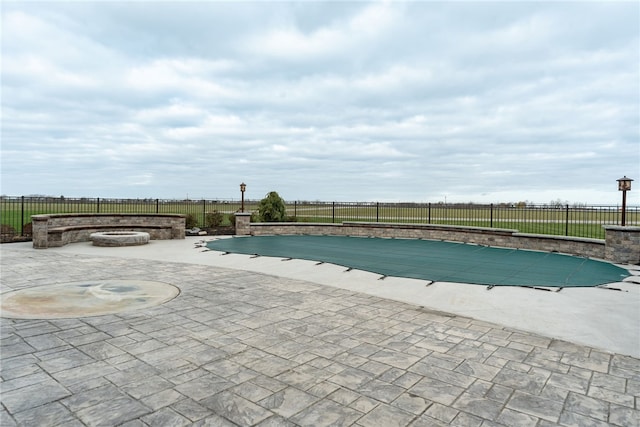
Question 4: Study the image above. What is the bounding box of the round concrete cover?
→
[0,280,180,319]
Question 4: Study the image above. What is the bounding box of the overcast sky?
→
[2,1,638,205]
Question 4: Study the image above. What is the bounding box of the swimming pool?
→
[206,235,629,287]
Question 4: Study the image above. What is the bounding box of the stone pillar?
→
[32,215,50,249]
[603,225,640,264]
[235,212,252,236]
[171,215,186,239]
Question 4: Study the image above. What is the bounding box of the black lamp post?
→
[617,176,633,226]
[240,182,246,213]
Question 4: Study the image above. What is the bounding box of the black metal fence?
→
[1,196,638,240]
[289,201,638,239]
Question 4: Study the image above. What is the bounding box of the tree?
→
[258,191,286,222]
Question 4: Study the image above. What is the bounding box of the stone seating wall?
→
[32,213,185,249]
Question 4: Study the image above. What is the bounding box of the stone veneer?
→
[603,225,640,264]
[234,213,252,236]
[235,220,611,260]
[32,213,185,248]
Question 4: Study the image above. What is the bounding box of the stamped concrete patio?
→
[1,239,639,426]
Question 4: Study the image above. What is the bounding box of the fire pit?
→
[90,231,150,247]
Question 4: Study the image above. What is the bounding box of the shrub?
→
[205,211,224,227]
[258,191,287,222]
[184,213,199,229]
[1,224,16,241]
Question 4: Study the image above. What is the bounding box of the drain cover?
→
[1,280,179,319]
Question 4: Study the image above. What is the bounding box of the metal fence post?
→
[490,203,494,228]
[565,204,569,236]
[21,195,25,236]
[333,201,338,223]
[428,203,431,224]
[376,202,379,222]
[97,197,100,213]
[156,199,159,213]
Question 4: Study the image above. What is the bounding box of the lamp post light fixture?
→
[240,182,246,213]
[617,176,633,226]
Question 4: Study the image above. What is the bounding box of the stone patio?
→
[1,248,639,426]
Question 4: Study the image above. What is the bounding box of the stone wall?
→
[242,221,607,259]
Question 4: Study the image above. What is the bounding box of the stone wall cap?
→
[343,221,519,234]
[32,213,185,219]
[513,232,604,244]
[250,221,340,226]
[603,225,640,231]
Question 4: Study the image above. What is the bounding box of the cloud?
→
[242,1,402,61]
[1,1,638,205]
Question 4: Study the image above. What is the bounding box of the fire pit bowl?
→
[90,231,150,247]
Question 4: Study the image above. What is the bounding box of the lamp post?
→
[617,176,633,226]
[240,182,246,213]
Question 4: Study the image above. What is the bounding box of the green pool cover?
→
[206,235,629,287]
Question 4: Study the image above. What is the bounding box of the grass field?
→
[1,197,637,240]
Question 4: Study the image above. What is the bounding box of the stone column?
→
[171,215,186,239]
[603,225,640,264]
[235,212,252,236]
[32,215,50,249]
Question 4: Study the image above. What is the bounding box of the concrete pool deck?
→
[1,237,639,426]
